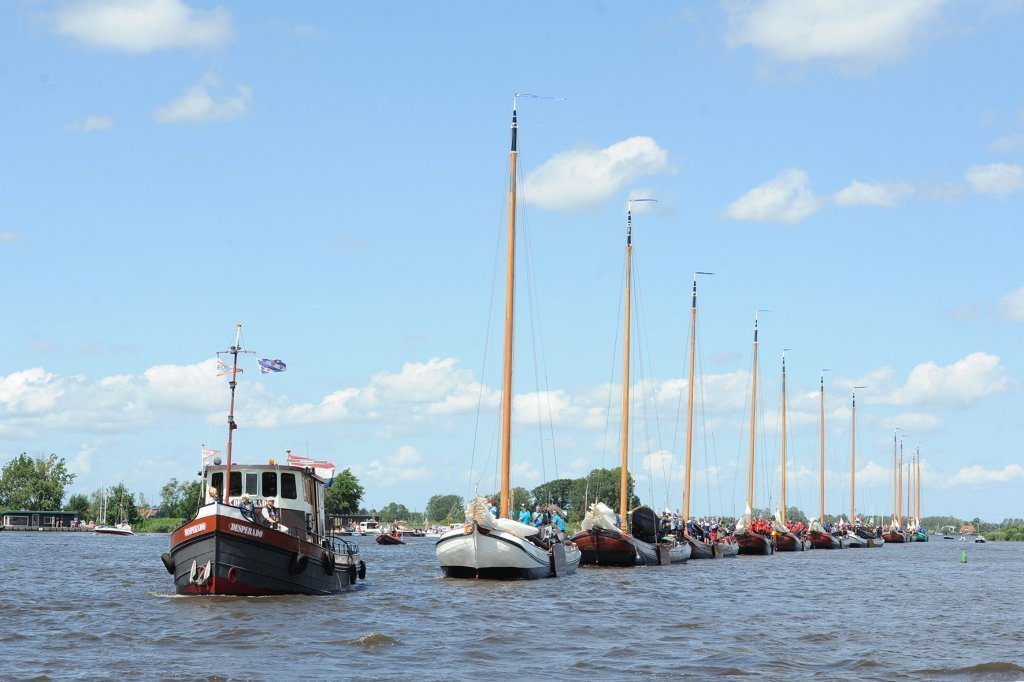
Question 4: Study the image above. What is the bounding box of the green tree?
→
[567,468,638,521]
[159,478,202,517]
[66,493,90,517]
[426,494,464,523]
[532,478,573,509]
[379,502,410,522]
[105,483,141,525]
[489,487,532,515]
[0,453,76,510]
[324,468,364,516]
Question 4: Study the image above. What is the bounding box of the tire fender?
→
[160,552,175,575]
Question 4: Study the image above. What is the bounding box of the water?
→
[2,532,1022,680]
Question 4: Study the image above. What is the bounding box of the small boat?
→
[95,522,134,536]
[94,485,134,536]
[434,98,580,581]
[376,531,405,545]
[773,351,806,552]
[807,371,846,550]
[881,430,910,544]
[974,535,987,543]
[163,325,364,595]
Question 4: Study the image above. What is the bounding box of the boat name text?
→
[229,522,264,538]
[184,522,207,537]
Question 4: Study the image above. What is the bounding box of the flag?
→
[201,448,221,462]
[258,358,286,374]
[216,359,243,377]
[286,452,335,486]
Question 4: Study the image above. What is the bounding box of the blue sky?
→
[1,1,1022,520]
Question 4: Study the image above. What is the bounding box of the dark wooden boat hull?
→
[376,533,405,545]
[774,531,807,551]
[168,513,356,596]
[735,530,774,555]
[573,524,643,561]
[882,531,909,543]
[809,530,841,549]
[685,534,715,559]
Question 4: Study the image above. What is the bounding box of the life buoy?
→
[322,551,335,575]
[288,553,308,574]
[160,552,175,575]
[347,563,357,584]
[358,560,366,580]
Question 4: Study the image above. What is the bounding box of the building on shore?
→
[2,510,81,529]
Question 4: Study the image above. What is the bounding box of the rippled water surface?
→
[2,532,1022,680]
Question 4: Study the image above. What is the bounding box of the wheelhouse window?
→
[245,473,258,495]
[261,472,277,497]
[229,471,242,496]
[281,473,297,500]
[211,472,223,494]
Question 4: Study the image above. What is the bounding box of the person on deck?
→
[518,505,532,525]
[207,486,221,504]
[552,510,565,532]
[239,495,256,522]
[261,498,289,533]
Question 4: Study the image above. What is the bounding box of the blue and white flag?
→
[258,358,287,374]
[216,359,243,377]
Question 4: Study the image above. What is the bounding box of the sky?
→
[1,0,1023,521]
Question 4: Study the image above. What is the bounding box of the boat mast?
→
[746,311,762,518]
[892,430,898,525]
[916,445,922,521]
[682,272,712,522]
[780,350,790,524]
[498,98,518,520]
[850,386,866,526]
[897,437,904,526]
[224,322,242,504]
[819,369,830,523]
[618,208,634,533]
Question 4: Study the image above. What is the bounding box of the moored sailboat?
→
[773,351,808,552]
[435,97,581,580]
[882,430,909,544]
[676,274,737,559]
[734,312,774,555]
[845,385,880,547]
[94,484,134,536]
[912,447,928,542]
[572,202,689,566]
[807,371,847,549]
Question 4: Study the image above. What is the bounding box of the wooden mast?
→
[682,274,704,522]
[892,430,898,525]
[498,100,518,520]
[746,312,760,519]
[223,322,242,504]
[897,438,904,527]
[619,209,633,533]
[819,369,829,523]
[916,446,922,521]
[780,350,789,524]
[850,385,866,527]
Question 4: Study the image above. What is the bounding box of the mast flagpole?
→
[498,98,518,520]
[850,386,867,527]
[916,446,922,520]
[223,322,242,504]
[619,209,633,533]
[746,312,762,519]
[819,369,830,522]
[780,350,790,523]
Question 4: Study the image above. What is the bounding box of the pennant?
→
[258,358,286,374]
[201,448,220,462]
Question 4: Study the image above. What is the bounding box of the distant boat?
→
[882,431,909,544]
[675,274,737,559]
[846,386,881,547]
[571,204,689,566]
[434,97,581,580]
[807,371,847,550]
[773,351,809,552]
[95,484,134,536]
[376,530,405,546]
[733,312,774,556]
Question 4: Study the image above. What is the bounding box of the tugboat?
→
[161,324,364,595]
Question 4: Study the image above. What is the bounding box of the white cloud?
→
[523,136,672,212]
[366,446,431,484]
[833,180,913,207]
[867,352,1013,408]
[725,168,822,224]
[65,115,115,132]
[880,412,941,433]
[999,287,1024,322]
[947,463,1024,486]
[155,74,251,124]
[724,0,943,67]
[990,133,1024,154]
[964,162,1024,198]
[53,0,232,53]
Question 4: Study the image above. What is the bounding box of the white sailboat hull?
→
[435,524,580,580]
[94,524,134,536]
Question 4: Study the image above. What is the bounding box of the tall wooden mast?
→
[618,209,633,533]
[916,446,922,520]
[897,437,904,526]
[780,350,790,524]
[746,312,761,518]
[223,322,242,504]
[819,369,830,522]
[498,100,518,520]
[849,386,865,526]
[682,273,710,522]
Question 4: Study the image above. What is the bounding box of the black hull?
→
[439,564,550,580]
[170,528,351,596]
[774,531,807,552]
[571,529,659,566]
[735,531,774,555]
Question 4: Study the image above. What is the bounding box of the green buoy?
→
[960,549,967,563]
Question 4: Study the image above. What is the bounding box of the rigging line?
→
[518,169,548,485]
[631,256,669,507]
[598,252,627,503]
[518,181,561,484]
[467,170,508,500]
